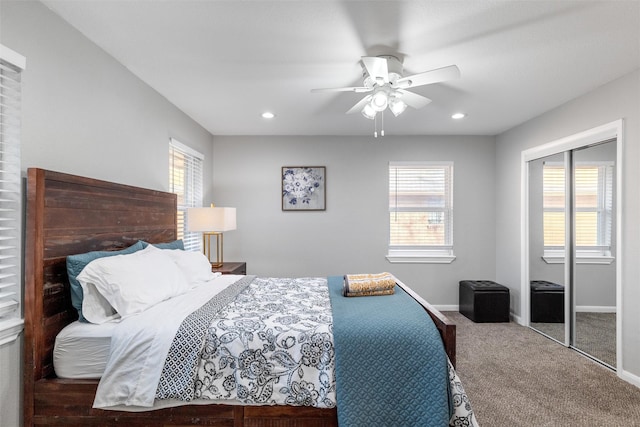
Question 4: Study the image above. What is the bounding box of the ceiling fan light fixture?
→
[389,98,408,117]
[361,103,376,120]
[371,90,388,112]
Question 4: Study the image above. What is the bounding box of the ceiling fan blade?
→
[361,56,389,83]
[396,65,460,89]
[346,95,373,114]
[311,86,373,93]
[395,89,432,109]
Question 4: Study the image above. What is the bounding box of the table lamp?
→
[186,205,236,267]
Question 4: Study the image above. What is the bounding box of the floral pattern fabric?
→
[157,276,477,425]
[448,359,480,426]
[192,277,336,408]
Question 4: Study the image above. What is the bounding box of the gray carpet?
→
[575,312,617,367]
[532,312,616,367]
[447,311,640,427]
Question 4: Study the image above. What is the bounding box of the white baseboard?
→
[432,306,526,323]
[619,369,640,389]
[575,306,616,313]
[433,305,458,312]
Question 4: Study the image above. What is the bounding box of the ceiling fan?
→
[312,55,460,121]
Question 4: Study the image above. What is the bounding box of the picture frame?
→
[281,166,326,211]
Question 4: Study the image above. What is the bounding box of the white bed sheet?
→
[53,273,232,381]
[93,274,241,408]
[53,320,119,379]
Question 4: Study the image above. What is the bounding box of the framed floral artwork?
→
[281,166,326,211]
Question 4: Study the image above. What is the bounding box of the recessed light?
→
[261,112,275,119]
[451,113,466,119]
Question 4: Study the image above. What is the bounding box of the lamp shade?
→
[389,98,407,117]
[371,90,388,112]
[186,207,236,232]
[361,103,376,120]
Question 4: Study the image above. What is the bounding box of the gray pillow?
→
[139,239,185,250]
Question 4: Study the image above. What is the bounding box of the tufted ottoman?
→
[530,280,564,323]
[459,280,510,323]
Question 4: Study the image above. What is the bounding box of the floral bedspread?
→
[190,277,336,407]
[152,276,478,426]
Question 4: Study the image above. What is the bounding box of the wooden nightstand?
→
[212,262,246,275]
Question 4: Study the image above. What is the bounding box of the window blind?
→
[542,164,565,247]
[574,163,613,249]
[169,138,204,252]
[543,162,613,252]
[389,162,453,250]
[0,45,25,344]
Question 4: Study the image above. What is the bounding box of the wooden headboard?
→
[24,168,177,383]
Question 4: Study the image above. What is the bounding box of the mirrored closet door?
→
[571,141,616,368]
[528,153,566,344]
[526,136,618,369]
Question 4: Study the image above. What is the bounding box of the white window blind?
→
[542,164,565,248]
[543,162,613,257]
[169,138,204,252]
[387,161,455,263]
[0,45,25,345]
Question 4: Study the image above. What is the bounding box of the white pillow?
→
[161,249,219,285]
[77,245,191,322]
[81,282,121,324]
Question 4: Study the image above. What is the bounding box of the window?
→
[543,161,613,262]
[0,45,25,345]
[169,138,204,252]
[387,161,455,263]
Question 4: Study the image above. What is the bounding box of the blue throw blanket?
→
[327,276,450,427]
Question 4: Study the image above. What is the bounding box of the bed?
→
[24,168,470,426]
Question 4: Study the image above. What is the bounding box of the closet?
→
[523,121,621,369]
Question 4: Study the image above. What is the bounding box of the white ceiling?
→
[41,0,640,136]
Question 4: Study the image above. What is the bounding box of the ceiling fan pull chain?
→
[374,113,378,138]
[381,111,385,137]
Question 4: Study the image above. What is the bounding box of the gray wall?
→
[212,135,497,305]
[496,70,640,382]
[0,1,214,425]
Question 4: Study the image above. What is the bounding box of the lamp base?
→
[203,231,225,268]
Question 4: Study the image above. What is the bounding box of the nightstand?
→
[212,262,246,275]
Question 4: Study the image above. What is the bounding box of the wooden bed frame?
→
[24,168,456,426]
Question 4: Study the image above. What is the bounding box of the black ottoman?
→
[530,280,564,323]
[459,280,510,323]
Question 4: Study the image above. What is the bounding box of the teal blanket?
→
[327,276,449,427]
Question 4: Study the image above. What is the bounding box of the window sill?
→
[386,251,456,264]
[0,318,23,347]
[542,256,614,265]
